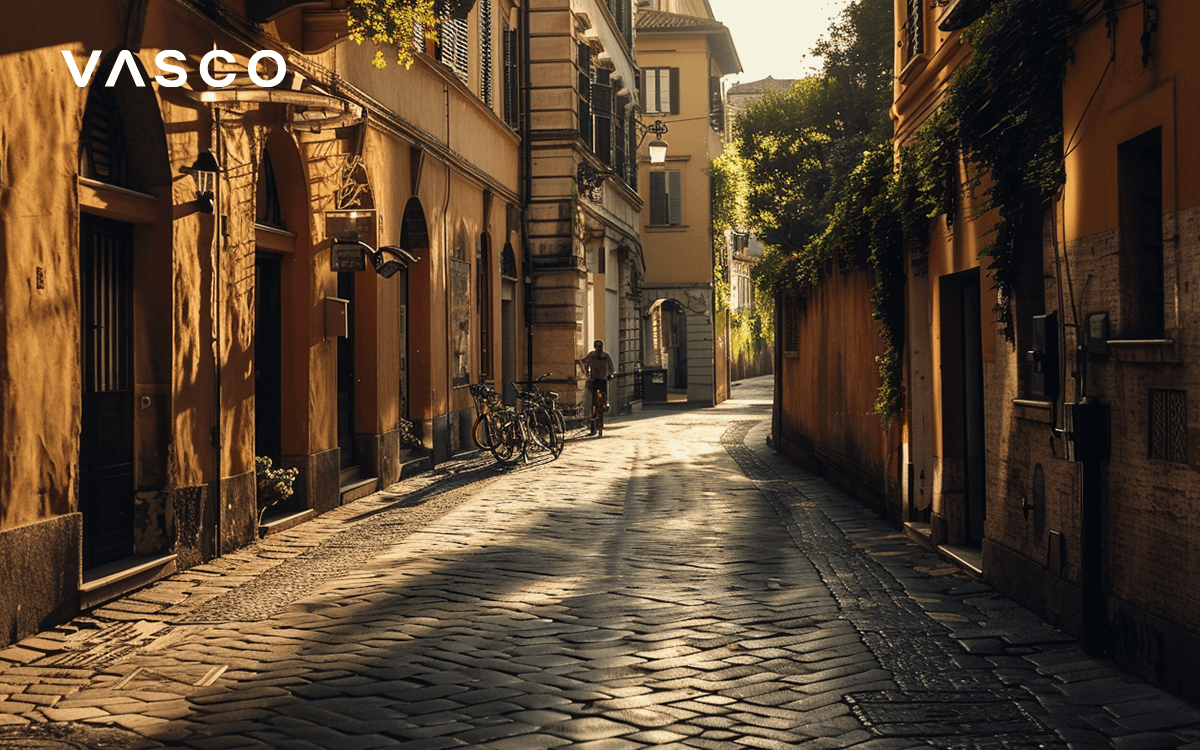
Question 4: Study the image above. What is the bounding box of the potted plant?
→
[255,455,299,524]
[399,418,421,460]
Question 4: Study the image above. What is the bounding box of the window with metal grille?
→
[81,85,128,187]
[642,67,678,115]
[503,27,519,128]
[440,15,469,85]
[84,220,133,392]
[480,0,493,107]
[578,42,592,149]
[905,0,924,59]
[1149,388,1187,463]
[649,170,681,226]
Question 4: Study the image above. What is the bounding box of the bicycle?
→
[469,382,521,464]
[514,373,565,458]
[574,360,611,438]
[589,382,607,437]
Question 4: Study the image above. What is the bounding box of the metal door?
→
[80,215,135,568]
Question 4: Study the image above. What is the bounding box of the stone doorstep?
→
[79,555,179,612]
[903,521,934,552]
[258,509,316,538]
[938,544,984,580]
[339,477,380,504]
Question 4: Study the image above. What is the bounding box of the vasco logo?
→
[62,49,287,88]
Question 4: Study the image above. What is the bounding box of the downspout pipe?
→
[522,0,534,383]
[212,105,223,559]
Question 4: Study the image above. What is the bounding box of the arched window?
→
[80,85,128,187]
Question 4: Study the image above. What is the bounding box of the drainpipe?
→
[444,84,454,456]
[211,105,223,559]
[521,0,534,382]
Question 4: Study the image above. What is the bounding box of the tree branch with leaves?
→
[348,0,441,69]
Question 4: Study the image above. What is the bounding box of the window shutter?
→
[592,69,612,165]
[668,170,681,224]
[627,109,638,190]
[578,43,592,149]
[440,16,470,85]
[649,171,667,225]
[614,93,628,180]
[480,0,493,107]
[503,28,519,128]
[669,67,680,115]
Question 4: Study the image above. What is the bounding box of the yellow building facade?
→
[634,0,738,405]
[0,0,525,644]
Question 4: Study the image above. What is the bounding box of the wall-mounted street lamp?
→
[576,119,670,202]
[181,151,220,214]
[330,239,420,277]
[642,119,669,165]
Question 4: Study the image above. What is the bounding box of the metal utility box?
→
[1027,312,1059,399]
[641,367,668,402]
[325,296,349,339]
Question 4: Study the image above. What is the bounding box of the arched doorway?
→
[254,131,308,515]
[645,297,688,402]
[77,54,171,569]
[400,198,431,439]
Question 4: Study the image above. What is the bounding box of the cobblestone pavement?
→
[3,376,1200,749]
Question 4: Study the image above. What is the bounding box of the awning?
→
[183,70,365,132]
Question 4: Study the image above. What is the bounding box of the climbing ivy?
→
[943,0,1071,339]
[745,0,1069,420]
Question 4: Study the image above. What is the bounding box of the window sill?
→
[645,224,689,232]
[1107,338,1179,364]
[897,53,930,87]
[1012,398,1052,424]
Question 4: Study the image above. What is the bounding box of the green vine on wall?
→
[754,0,1068,420]
[943,0,1070,339]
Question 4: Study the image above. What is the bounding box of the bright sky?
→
[706,0,856,83]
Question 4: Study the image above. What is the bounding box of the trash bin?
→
[641,367,667,402]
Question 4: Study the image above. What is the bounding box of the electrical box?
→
[1069,396,1110,463]
[325,296,349,339]
[1085,312,1110,358]
[1027,312,1059,399]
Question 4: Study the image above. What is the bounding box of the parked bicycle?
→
[514,373,565,458]
[470,375,566,466]
[469,382,521,464]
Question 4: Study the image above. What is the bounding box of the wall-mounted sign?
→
[326,209,377,272]
[330,240,367,272]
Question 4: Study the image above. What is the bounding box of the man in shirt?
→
[578,339,616,433]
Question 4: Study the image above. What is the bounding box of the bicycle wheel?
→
[596,393,606,437]
[472,413,492,449]
[552,408,567,446]
[529,408,563,457]
[487,412,520,464]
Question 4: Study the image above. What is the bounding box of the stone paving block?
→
[1116,708,1200,733]
[1112,731,1190,750]
[543,716,635,741]
[479,732,573,749]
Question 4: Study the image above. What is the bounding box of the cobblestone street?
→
[3,376,1200,749]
